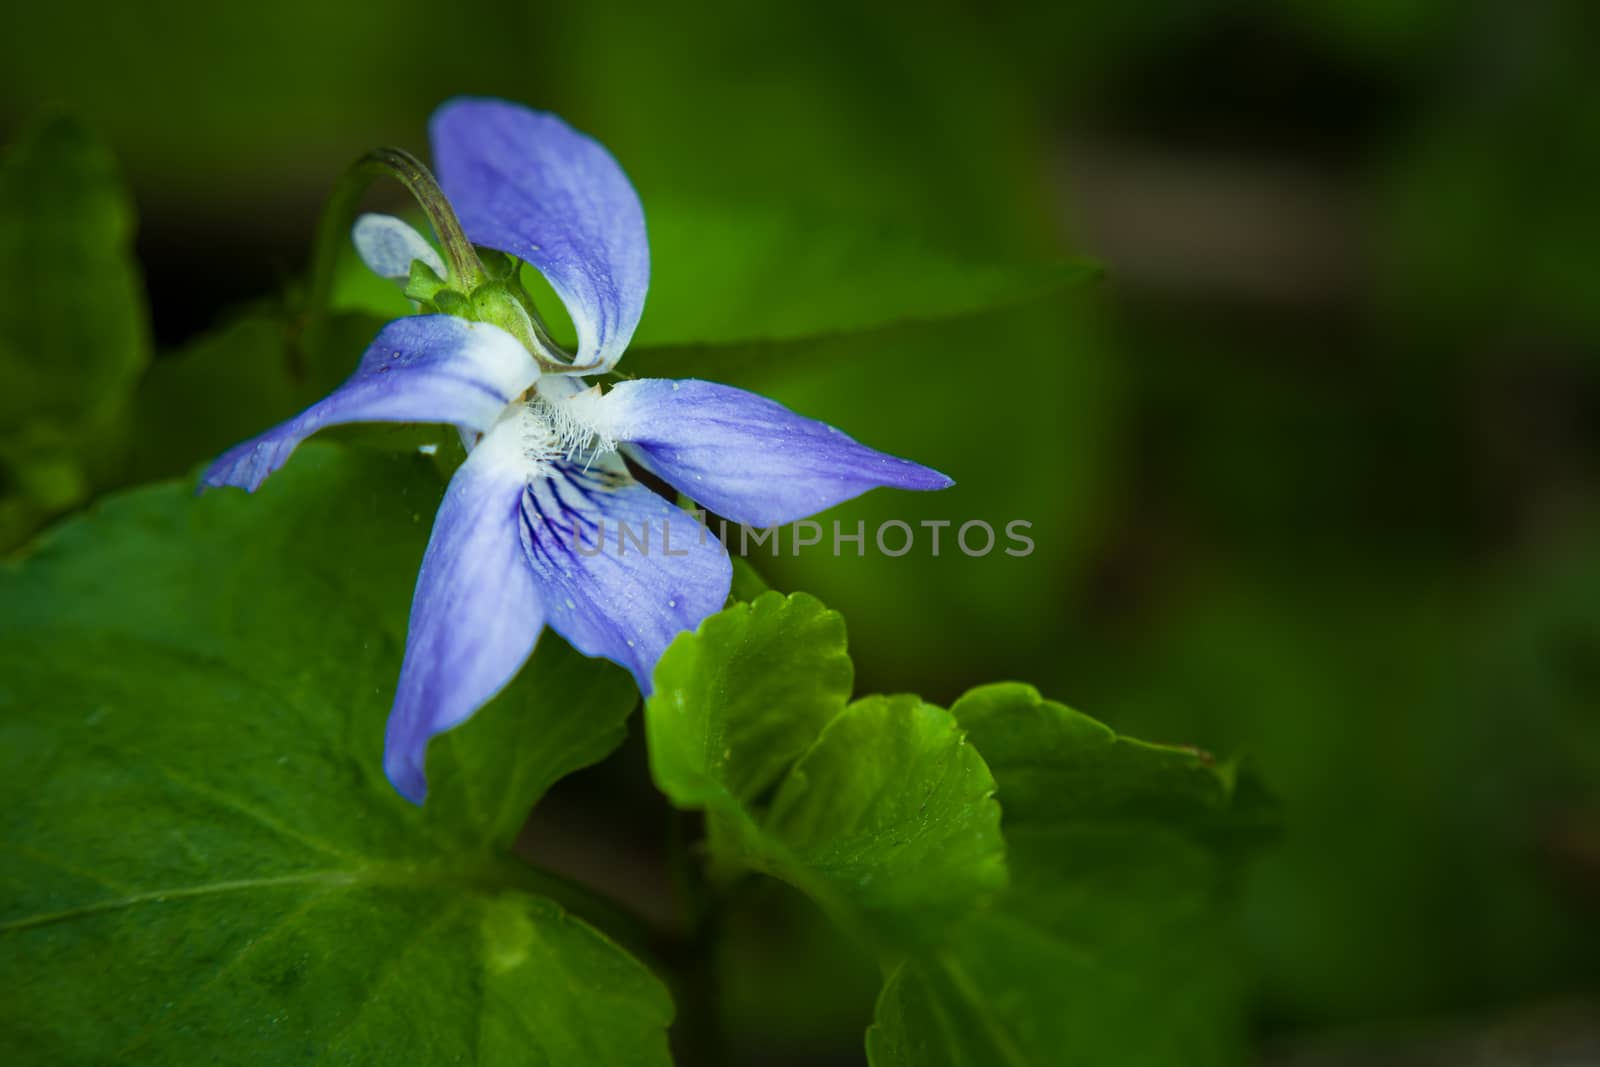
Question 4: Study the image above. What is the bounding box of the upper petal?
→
[430,97,649,372]
[201,316,536,492]
[519,458,731,692]
[604,379,954,527]
[384,414,546,803]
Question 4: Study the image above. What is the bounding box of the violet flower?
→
[203,98,950,803]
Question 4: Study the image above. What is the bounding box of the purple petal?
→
[384,416,546,804]
[430,98,648,371]
[201,316,536,492]
[605,379,954,527]
[518,458,731,692]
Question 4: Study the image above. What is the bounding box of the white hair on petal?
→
[533,383,620,467]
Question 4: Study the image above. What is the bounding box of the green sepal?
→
[476,247,517,281]
[470,282,539,347]
[402,258,448,304]
[431,288,470,318]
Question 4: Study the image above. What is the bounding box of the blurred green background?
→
[4,0,1598,1062]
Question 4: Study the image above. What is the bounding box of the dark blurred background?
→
[5,0,1598,1062]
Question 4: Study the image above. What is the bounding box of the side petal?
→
[353,212,447,283]
[201,316,536,492]
[605,379,954,527]
[429,97,648,372]
[519,458,731,692]
[384,416,545,803]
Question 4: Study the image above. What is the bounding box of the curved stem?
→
[365,148,486,288]
[304,147,487,326]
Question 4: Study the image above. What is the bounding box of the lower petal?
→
[518,458,732,692]
[383,417,546,803]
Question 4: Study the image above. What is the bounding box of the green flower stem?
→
[665,808,730,1067]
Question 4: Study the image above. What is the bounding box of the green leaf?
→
[868,825,1237,1067]
[633,196,1092,350]
[648,591,852,809]
[0,446,670,1064]
[0,116,149,548]
[954,681,1239,831]
[646,596,1005,950]
[867,683,1260,1067]
[754,694,1009,948]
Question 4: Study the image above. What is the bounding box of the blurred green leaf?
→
[126,314,304,486]
[0,116,148,548]
[1373,0,1600,344]
[125,309,452,489]
[0,118,146,431]
[867,683,1256,1067]
[329,239,415,322]
[635,196,1091,349]
[727,556,773,603]
[1087,561,1600,1023]
[540,1,1057,255]
[646,594,1006,949]
[0,446,667,1064]
[714,878,881,1059]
